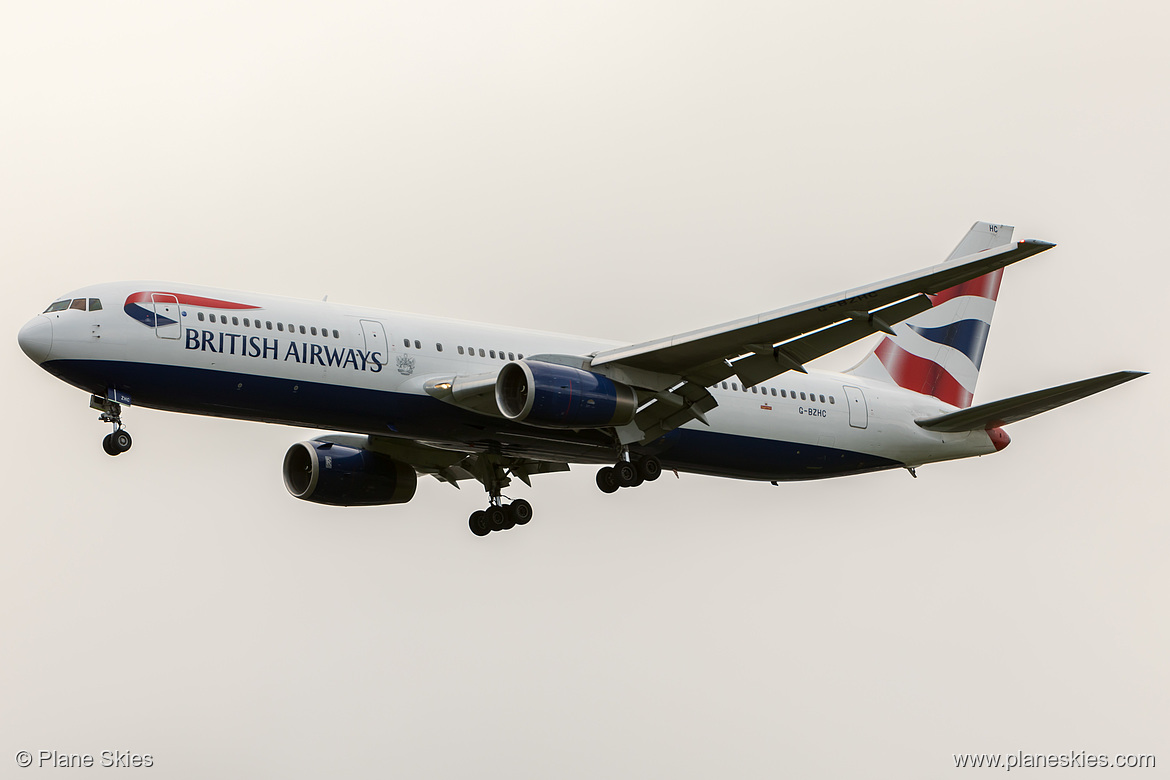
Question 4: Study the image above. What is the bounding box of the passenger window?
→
[490,350,496,358]
[479,349,485,357]
[800,392,806,400]
[232,317,239,326]
[771,388,777,396]
[297,325,304,334]
[751,386,757,393]
[829,396,835,404]
[332,330,339,338]
[267,321,274,330]
[310,327,317,336]
[209,313,217,323]
[414,340,420,349]
[731,383,738,391]
[517,353,523,359]
[70,298,87,311]
[457,346,465,355]
[88,298,102,311]
[404,339,410,347]
[243,318,250,327]
[278,323,284,331]
[722,382,728,389]
[197,312,205,321]
[436,343,443,352]
[819,394,825,403]
[780,389,786,398]
[508,352,515,361]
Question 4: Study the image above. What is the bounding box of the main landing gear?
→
[468,498,533,537]
[596,455,662,493]
[91,394,132,456]
[467,456,534,537]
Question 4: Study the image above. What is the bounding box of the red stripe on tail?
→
[929,268,1004,306]
[874,340,973,408]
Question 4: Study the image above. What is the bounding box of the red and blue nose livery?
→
[124,291,260,328]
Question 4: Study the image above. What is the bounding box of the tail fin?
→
[846,222,1013,408]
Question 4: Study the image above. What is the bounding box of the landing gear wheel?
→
[596,467,620,494]
[638,456,662,482]
[112,429,132,453]
[102,434,119,457]
[485,505,508,532]
[469,510,490,537]
[509,499,533,525]
[615,461,638,487]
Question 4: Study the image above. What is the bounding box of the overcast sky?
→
[3,2,1167,777]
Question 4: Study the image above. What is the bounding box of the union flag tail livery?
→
[848,222,1010,408]
[17,221,1144,537]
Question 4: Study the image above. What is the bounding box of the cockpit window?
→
[43,297,102,313]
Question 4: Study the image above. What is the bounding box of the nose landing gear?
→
[91,394,132,456]
[102,429,133,456]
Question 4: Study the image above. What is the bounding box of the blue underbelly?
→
[42,358,900,481]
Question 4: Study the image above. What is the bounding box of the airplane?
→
[17,222,1144,536]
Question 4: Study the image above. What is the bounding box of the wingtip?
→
[1020,239,1057,250]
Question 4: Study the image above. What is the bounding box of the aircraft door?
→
[843,385,868,429]
[152,294,181,339]
[360,319,389,361]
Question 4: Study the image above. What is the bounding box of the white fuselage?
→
[20,281,1002,480]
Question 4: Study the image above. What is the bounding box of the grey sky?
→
[3,2,1167,777]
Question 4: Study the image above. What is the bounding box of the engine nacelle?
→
[495,360,637,428]
[282,441,417,507]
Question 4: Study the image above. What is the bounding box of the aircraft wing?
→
[587,231,1054,443]
[314,433,569,487]
[593,238,1054,384]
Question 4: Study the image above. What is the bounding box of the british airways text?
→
[184,329,383,372]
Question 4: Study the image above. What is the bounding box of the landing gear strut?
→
[596,455,661,494]
[91,394,132,456]
[467,456,534,536]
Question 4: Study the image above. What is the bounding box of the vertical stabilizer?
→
[846,222,1013,408]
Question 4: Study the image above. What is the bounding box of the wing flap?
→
[914,371,1145,432]
[729,294,934,387]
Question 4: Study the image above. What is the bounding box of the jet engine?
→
[495,360,638,428]
[283,441,417,506]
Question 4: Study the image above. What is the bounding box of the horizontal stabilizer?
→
[915,371,1145,432]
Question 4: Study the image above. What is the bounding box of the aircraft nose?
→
[18,316,53,364]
